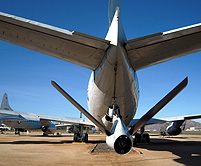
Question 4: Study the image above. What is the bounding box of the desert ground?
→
[0,132,201,166]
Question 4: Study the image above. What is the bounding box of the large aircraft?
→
[0,0,201,154]
[0,93,93,136]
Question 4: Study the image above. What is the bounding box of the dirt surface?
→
[91,143,140,154]
[0,132,201,166]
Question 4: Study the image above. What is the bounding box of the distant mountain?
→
[145,120,201,132]
[184,120,201,129]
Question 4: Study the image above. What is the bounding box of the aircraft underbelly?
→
[88,45,139,127]
[3,120,42,129]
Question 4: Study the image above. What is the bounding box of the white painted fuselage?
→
[87,8,139,129]
[0,110,45,130]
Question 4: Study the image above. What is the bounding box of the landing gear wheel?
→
[74,132,80,142]
[43,133,48,136]
[134,133,150,143]
[134,133,141,143]
[15,130,20,135]
[142,133,150,143]
[82,133,88,143]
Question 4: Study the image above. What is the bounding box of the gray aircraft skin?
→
[0,93,93,135]
[1,0,201,154]
[0,93,54,135]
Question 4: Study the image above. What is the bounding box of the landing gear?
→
[141,133,150,143]
[43,133,48,136]
[134,133,150,143]
[82,133,88,142]
[134,126,150,143]
[134,133,141,143]
[73,132,79,142]
[73,125,89,142]
[56,132,61,136]
[15,129,20,135]
[73,132,88,142]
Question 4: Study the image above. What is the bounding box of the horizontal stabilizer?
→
[125,23,201,70]
[129,77,188,135]
[0,12,109,70]
[51,81,111,136]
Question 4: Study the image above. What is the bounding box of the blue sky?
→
[1,0,201,123]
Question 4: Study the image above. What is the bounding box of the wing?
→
[125,23,201,70]
[0,109,20,116]
[0,109,94,127]
[38,114,94,127]
[0,12,109,70]
[129,114,201,126]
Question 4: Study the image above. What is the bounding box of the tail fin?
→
[0,93,13,111]
[108,0,121,26]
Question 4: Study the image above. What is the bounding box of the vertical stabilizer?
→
[108,0,120,26]
[0,93,13,111]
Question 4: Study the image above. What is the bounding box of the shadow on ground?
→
[0,138,105,145]
[135,137,201,166]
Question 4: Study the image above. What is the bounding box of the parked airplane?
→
[0,124,10,134]
[1,0,201,154]
[0,93,93,136]
[130,115,201,139]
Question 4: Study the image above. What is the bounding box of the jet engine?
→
[166,120,184,136]
[106,117,133,155]
[41,123,56,135]
[167,125,182,135]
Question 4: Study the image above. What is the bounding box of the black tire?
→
[74,132,80,142]
[142,134,150,143]
[134,133,141,143]
[43,133,48,136]
[82,133,88,143]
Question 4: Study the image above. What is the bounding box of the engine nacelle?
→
[166,121,184,136]
[106,117,133,155]
[41,123,56,134]
[167,125,182,136]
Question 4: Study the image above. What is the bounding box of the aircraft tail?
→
[0,93,13,111]
[108,0,120,26]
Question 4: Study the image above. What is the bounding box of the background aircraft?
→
[0,0,201,154]
[0,124,10,134]
[129,114,201,141]
[0,93,93,137]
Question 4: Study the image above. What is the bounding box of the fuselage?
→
[0,110,43,130]
[87,7,139,129]
[3,120,42,130]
